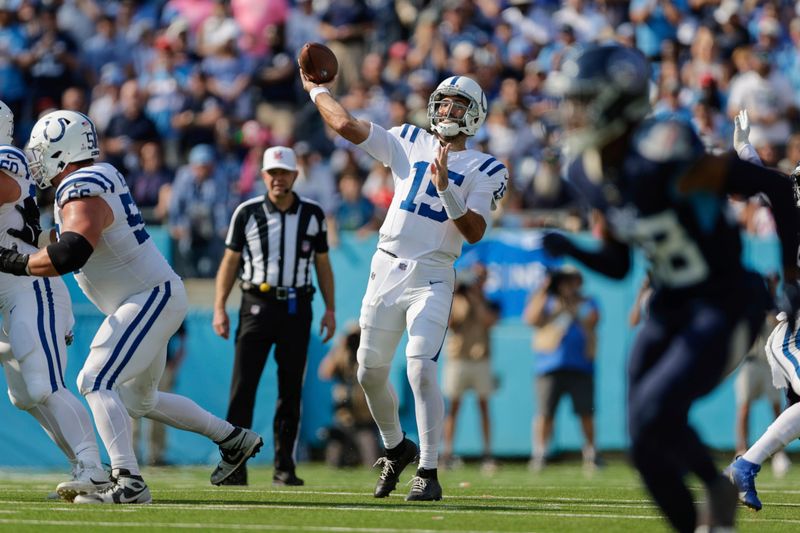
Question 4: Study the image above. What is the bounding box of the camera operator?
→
[524,266,600,472]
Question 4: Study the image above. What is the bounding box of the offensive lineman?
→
[0,100,110,499]
[302,72,508,501]
[0,110,262,504]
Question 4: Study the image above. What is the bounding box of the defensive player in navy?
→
[302,73,507,500]
[542,44,800,532]
[0,101,110,500]
[0,110,263,504]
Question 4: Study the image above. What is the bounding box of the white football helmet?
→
[427,75,488,137]
[26,110,100,188]
[0,100,13,146]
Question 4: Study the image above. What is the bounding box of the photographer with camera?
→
[524,266,600,472]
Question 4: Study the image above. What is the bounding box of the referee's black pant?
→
[226,291,312,473]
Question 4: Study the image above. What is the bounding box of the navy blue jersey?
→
[566,118,743,295]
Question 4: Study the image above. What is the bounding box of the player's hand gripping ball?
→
[298,42,338,84]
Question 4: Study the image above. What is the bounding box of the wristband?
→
[310,87,331,104]
[438,183,468,220]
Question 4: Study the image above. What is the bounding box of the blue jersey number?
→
[119,192,150,245]
[399,161,465,223]
[0,159,19,175]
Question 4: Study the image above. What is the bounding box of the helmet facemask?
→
[428,96,472,138]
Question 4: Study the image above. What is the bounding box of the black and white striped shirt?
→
[225,193,328,287]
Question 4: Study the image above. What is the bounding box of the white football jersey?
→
[0,145,45,295]
[53,162,178,315]
[359,123,508,266]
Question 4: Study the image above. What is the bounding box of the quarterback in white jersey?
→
[0,101,109,500]
[0,110,263,504]
[303,72,507,501]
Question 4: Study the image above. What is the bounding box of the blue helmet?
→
[546,44,651,155]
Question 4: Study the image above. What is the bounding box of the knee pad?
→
[406,358,437,393]
[357,364,390,393]
[356,327,401,369]
[8,378,52,410]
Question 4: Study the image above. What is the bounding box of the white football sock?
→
[85,389,140,475]
[357,364,404,450]
[407,358,443,470]
[146,392,234,442]
[41,389,102,467]
[27,404,76,464]
[743,402,800,464]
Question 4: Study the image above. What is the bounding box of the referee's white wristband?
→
[310,87,330,104]
[438,183,468,220]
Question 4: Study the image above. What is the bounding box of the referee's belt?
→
[240,282,315,300]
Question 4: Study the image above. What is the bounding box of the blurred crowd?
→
[2,0,798,276]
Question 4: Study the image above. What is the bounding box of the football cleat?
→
[273,470,304,486]
[73,470,151,504]
[56,460,113,502]
[405,475,443,502]
[373,438,419,498]
[210,427,263,486]
[701,474,738,531]
[725,456,762,511]
[219,465,248,486]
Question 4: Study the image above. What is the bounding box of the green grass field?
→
[0,460,798,532]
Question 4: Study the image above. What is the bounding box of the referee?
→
[213,145,336,486]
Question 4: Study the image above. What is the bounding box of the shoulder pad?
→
[55,170,117,207]
[0,147,30,182]
[633,118,705,164]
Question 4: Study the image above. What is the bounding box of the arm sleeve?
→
[466,167,509,224]
[561,238,632,280]
[314,211,329,253]
[736,144,763,166]
[725,156,799,270]
[224,207,247,252]
[357,123,410,181]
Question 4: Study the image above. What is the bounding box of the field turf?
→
[0,459,798,532]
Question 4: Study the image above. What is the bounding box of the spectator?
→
[168,143,230,278]
[318,323,380,468]
[524,266,600,472]
[200,20,253,123]
[319,0,374,94]
[442,264,500,472]
[171,69,224,158]
[104,79,160,174]
[128,141,173,224]
[334,171,375,234]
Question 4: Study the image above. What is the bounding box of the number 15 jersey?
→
[53,162,178,315]
[359,123,508,267]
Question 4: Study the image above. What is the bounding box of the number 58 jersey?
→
[53,162,178,315]
[358,123,508,267]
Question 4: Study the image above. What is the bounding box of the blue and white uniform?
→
[0,145,74,409]
[55,162,187,414]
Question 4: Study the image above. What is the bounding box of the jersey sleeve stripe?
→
[70,170,116,192]
[479,157,496,172]
[55,177,109,205]
[400,124,410,139]
[0,147,28,169]
[409,126,420,143]
[487,163,506,176]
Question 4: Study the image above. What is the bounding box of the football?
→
[298,42,338,84]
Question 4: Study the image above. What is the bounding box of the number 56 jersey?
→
[359,123,508,267]
[53,162,178,315]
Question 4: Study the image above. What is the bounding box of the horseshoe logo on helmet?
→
[42,117,70,142]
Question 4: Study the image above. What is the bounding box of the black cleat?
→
[405,475,443,501]
[273,470,304,486]
[373,438,419,498]
[219,465,248,486]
